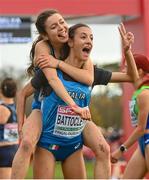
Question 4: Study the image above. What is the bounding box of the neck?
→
[137,74,149,89]
[65,52,84,68]
[1,96,14,104]
[51,43,63,59]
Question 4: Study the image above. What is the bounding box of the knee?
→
[20,138,34,154]
[94,141,110,161]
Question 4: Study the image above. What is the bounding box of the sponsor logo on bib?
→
[53,105,86,138]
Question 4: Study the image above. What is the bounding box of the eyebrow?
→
[80,32,93,36]
[50,18,64,27]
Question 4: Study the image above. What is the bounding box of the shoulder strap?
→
[0,103,17,123]
[132,86,149,99]
[132,85,149,114]
[48,43,56,57]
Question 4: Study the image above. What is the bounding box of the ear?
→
[138,68,145,77]
[68,38,74,48]
[41,34,48,41]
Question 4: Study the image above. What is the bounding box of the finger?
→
[120,23,127,34]
[127,32,134,42]
[38,64,47,69]
[84,109,89,120]
[86,108,91,120]
[81,110,86,120]
[111,157,118,164]
[39,61,50,68]
[118,26,125,40]
[36,58,49,66]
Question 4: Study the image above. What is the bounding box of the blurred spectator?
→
[0,78,19,179]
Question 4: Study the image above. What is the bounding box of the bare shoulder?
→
[36,40,50,50]
[137,89,149,106]
[0,105,10,117]
[138,89,149,98]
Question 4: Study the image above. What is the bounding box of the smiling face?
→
[44,13,68,46]
[69,26,93,62]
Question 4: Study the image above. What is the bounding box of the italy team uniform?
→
[37,70,91,161]
[129,85,149,156]
[0,103,18,167]
[31,65,112,161]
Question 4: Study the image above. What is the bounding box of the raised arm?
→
[110,23,139,83]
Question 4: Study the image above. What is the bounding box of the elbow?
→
[87,77,94,86]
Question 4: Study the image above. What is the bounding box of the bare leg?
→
[62,149,86,179]
[11,110,42,179]
[33,147,55,179]
[0,168,11,179]
[123,147,147,179]
[145,145,149,171]
[83,121,111,179]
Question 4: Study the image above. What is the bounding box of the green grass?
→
[26,161,94,179]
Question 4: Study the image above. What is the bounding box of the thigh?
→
[83,121,109,153]
[33,146,56,179]
[145,144,149,171]
[0,168,11,179]
[22,110,42,144]
[62,149,86,179]
[123,147,147,179]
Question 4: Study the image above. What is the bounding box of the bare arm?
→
[16,82,35,133]
[35,41,94,86]
[111,90,149,162]
[34,41,91,120]
[110,23,139,84]
[123,91,149,148]
[35,41,76,106]
[58,58,94,85]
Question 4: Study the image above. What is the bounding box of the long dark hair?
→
[27,9,59,76]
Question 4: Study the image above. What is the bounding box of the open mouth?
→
[58,31,67,38]
[82,47,91,55]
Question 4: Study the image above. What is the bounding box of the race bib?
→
[4,123,18,142]
[53,105,86,138]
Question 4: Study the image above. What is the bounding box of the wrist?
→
[56,60,61,69]
[124,47,131,54]
[119,144,127,153]
[70,104,78,108]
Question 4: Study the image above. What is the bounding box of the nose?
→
[86,37,92,46]
[58,23,64,30]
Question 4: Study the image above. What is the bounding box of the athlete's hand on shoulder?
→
[71,105,91,120]
[36,55,59,69]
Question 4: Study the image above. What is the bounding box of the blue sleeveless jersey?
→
[0,103,18,142]
[39,70,91,146]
